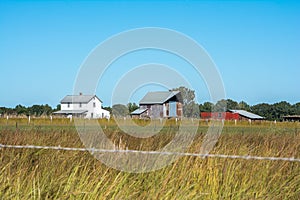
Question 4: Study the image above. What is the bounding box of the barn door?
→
[169,101,177,117]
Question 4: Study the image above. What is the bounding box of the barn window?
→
[67,103,70,108]
[218,112,222,118]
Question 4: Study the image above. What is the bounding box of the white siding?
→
[61,103,73,110]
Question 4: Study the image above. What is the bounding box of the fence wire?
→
[1,143,300,163]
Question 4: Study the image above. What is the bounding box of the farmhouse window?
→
[93,102,96,108]
[79,103,82,108]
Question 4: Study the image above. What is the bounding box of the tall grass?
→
[0,119,299,199]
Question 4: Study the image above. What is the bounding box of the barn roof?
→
[60,95,102,103]
[230,109,264,120]
[139,91,181,104]
[130,108,148,115]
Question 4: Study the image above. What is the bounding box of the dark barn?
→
[131,91,183,119]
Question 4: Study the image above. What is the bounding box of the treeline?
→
[199,99,300,121]
[0,104,60,117]
[1,99,299,121]
[171,87,300,121]
[0,103,139,118]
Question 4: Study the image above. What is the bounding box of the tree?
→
[171,86,199,117]
[28,105,43,116]
[27,104,52,116]
[43,104,53,116]
[127,102,139,113]
[0,107,14,115]
[226,99,238,110]
[171,86,195,105]
[184,101,200,118]
[238,101,251,111]
[102,106,112,113]
[53,104,61,112]
[292,103,300,115]
[251,103,273,120]
[214,99,227,112]
[15,104,28,116]
[112,104,129,117]
[272,101,292,120]
[0,107,4,116]
[199,102,213,112]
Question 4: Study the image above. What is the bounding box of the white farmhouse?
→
[54,94,110,119]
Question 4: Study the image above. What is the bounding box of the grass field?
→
[0,118,299,199]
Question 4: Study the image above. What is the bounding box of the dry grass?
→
[0,118,299,199]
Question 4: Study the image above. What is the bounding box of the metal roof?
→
[283,115,300,118]
[130,108,148,115]
[230,109,264,119]
[139,91,181,104]
[53,110,88,114]
[60,95,102,103]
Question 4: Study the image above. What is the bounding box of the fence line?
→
[0,143,300,163]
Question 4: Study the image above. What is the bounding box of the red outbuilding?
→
[200,110,264,121]
[200,111,239,120]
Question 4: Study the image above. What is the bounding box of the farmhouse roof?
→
[230,109,264,120]
[60,95,102,103]
[130,108,148,115]
[139,91,181,104]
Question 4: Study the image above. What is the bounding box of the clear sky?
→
[1,0,299,107]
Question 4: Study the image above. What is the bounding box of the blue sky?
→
[0,0,299,107]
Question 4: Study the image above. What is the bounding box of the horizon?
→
[1,1,299,107]
[1,92,299,109]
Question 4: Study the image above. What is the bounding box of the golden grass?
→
[0,118,299,199]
